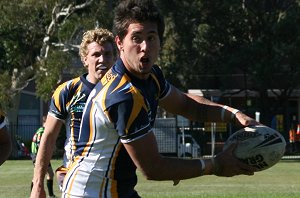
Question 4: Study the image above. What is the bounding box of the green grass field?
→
[0,159,299,198]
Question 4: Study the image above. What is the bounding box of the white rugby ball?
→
[223,125,286,171]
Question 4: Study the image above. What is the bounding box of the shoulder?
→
[150,65,171,99]
[51,76,84,103]
[151,64,163,75]
[95,71,140,110]
[150,65,165,88]
[102,79,137,110]
[54,76,82,94]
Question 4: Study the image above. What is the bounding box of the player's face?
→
[116,21,161,79]
[84,41,115,84]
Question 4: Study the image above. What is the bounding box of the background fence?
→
[7,122,300,160]
[8,124,40,159]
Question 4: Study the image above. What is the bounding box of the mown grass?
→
[0,160,299,198]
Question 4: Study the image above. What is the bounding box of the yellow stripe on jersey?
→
[100,74,117,121]
[53,82,68,112]
[70,111,76,151]
[111,74,129,93]
[65,77,81,109]
[125,86,147,134]
[79,88,103,158]
[69,81,83,154]
[66,164,80,198]
[53,77,81,112]
[108,142,123,179]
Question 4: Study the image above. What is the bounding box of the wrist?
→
[221,105,240,122]
[231,109,240,120]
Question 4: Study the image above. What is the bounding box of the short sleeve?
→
[108,100,151,143]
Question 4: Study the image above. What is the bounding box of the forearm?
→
[32,133,56,185]
[143,148,254,181]
[144,157,214,181]
[182,93,240,123]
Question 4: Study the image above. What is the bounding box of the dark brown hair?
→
[113,0,165,46]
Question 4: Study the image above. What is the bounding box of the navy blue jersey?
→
[48,73,95,168]
[62,58,171,198]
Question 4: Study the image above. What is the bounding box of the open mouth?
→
[141,57,150,64]
[96,64,108,71]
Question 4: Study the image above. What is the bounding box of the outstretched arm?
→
[124,132,255,181]
[159,85,259,126]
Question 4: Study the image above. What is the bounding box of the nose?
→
[97,55,104,62]
[140,40,148,52]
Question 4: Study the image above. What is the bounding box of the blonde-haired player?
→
[30,28,116,198]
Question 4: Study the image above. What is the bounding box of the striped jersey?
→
[62,58,171,198]
[0,111,6,129]
[31,127,45,155]
[48,73,96,168]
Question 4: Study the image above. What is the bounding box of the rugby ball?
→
[223,125,286,171]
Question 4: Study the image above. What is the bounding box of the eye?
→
[93,52,101,57]
[148,35,156,42]
[103,51,113,58]
[132,35,142,44]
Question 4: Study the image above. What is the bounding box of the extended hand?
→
[213,143,256,177]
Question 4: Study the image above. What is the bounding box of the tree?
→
[0,0,116,109]
[158,0,205,89]
[1,0,299,133]
[156,0,300,136]
[195,0,300,124]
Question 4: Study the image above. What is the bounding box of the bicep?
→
[42,115,63,145]
[159,85,188,115]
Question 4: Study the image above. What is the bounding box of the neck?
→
[86,74,97,84]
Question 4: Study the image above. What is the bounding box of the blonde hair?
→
[79,28,115,64]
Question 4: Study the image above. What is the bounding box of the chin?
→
[96,71,106,77]
[140,67,152,74]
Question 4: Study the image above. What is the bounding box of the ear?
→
[115,36,123,51]
[83,57,88,68]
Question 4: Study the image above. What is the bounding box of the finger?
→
[240,167,255,176]
[237,160,258,174]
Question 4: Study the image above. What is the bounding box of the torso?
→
[62,58,170,198]
[48,73,96,167]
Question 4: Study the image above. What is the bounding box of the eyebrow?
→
[132,29,158,35]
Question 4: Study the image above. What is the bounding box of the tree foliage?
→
[0,0,116,109]
[158,0,300,125]
[0,0,299,127]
